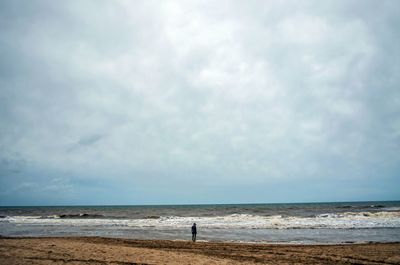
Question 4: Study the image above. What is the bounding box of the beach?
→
[2,0,399,262]
[2,203,400,263]
[1,237,399,265]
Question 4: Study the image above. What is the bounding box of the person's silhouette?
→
[191,223,197,242]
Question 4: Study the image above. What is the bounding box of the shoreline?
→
[1,236,399,264]
[2,235,399,245]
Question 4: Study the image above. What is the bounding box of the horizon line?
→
[1,199,399,207]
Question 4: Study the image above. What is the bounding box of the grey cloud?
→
[66,134,104,153]
[77,134,103,146]
[0,0,399,205]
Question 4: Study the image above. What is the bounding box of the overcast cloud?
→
[0,0,399,205]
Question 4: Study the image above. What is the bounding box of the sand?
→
[0,237,399,264]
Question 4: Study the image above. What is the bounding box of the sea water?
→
[1,201,400,243]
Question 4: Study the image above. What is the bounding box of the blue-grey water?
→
[1,201,400,244]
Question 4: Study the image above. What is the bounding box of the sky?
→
[0,0,399,206]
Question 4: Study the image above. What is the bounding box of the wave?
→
[316,211,400,218]
[45,213,128,219]
[335,206,353,209]
[57,213,105,219]
[382,207,400,211]
[1,211,400,230]
[144,215,161,219]
[335,205,385,209]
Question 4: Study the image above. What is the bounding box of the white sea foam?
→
[2,211,400,229]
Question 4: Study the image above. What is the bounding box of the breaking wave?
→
[57,214,106,219]
[1,211,399,229]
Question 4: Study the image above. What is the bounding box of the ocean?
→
[1,201,399,244]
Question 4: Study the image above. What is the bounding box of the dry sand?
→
[0,237,399,264]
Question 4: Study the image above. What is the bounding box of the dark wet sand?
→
[0,236,399,264]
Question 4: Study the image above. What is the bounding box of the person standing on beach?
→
[191,223,197,242]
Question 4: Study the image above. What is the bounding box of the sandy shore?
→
[0,237,399,264]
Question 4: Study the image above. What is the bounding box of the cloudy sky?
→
[0,0,399,206]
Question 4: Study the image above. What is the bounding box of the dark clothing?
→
[191,225,197,242]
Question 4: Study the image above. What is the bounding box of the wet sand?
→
[0,237,399,264]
